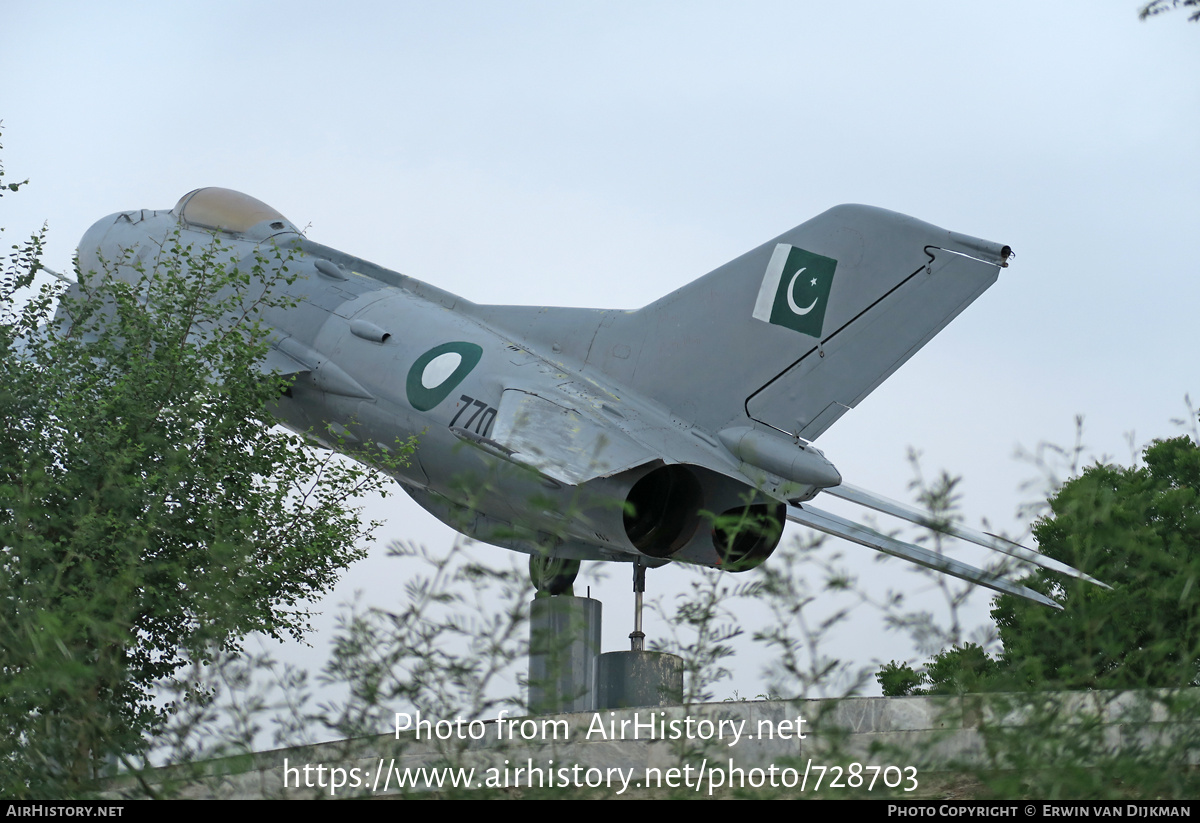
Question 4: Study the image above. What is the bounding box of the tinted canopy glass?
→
[173,187,290,233]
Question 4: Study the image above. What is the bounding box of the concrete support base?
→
[597,650,684,709]
[527,595,602,714]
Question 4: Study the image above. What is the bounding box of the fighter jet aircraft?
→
[68,187,1103,607]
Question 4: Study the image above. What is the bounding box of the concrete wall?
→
[116,689,1199,798]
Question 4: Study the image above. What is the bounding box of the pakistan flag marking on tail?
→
[752,244,838,338]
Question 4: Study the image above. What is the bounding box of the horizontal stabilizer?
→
[822,483,1109,589]
[786,504,1062,609]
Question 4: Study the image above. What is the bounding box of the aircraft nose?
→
[75,213,121,280]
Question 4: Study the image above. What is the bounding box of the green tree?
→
[921,643,999,694]
[1139,1,1200,23]
[992,435,1200,690]
[0,146,405,796]
[876,660,926,696]
[876,643,1000,696]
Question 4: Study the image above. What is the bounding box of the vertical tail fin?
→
[586,204,1010,438]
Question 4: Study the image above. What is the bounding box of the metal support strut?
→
[630,561,646,652]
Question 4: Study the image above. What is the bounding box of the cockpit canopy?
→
[172,187,295,235]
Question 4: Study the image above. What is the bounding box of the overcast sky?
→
[4,2,1198,728]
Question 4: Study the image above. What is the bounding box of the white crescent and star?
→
[786,267,819,316]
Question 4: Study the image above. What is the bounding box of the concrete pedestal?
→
[528,595,602,714]
[597,650,684,709]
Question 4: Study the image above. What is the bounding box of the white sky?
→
[3,1,1198,731]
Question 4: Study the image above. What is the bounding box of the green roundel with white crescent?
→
[406,342,483,411]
